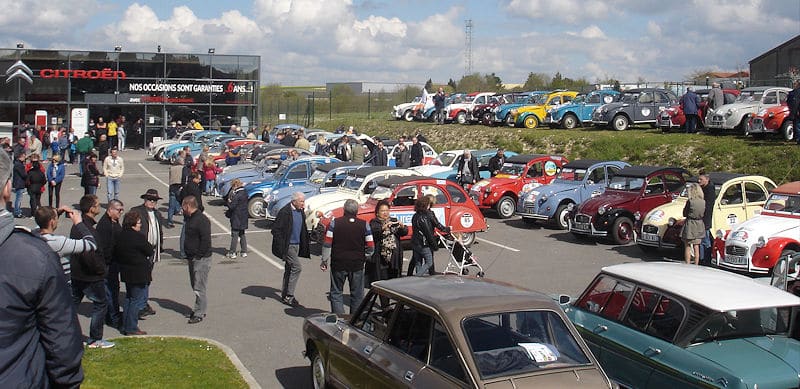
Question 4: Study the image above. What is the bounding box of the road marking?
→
[476,237,520,252]
[138,162,284,270]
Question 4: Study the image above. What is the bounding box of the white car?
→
[706,86,790,133]
[386,141,438,166]
[304,167,419,235]
[444,92,495,124]
[148,129,202,159]
[409,149,462,177]
[391,96,422,121]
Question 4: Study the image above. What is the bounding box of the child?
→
[202,157,222,195]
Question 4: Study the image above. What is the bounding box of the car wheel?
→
[460,232,476,247]
[611,217,634,245]
[562,114,578,129]
[771,249,796,277]
[505,114,515,127]
[495,196,516,219]
[554,204,571,230]
[310,350,328,389]
[456,111,467,125]
[781,120,795,141]
[737,116,750,134]
[247,196,265,218]
[403,110,414,122]
[482,112,493,125]
[155,149,164,161]
[523,115,539,129]
[612,115,629,131]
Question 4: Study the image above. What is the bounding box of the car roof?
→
[621,88,671,93]
[378,175,451,188]
[373,276,561,317]
[506,154,558,164]
[316,162,361,172]
[562,159,606,169]
[602,262,800,311]
[351,166,397,177]
[616,165,686,178]
[772,181,800,195]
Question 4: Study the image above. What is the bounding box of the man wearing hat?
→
[0,138,85,386]
[131,189,165,317]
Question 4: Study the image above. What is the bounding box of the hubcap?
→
[558,209,569,229]
[614,118,626,130]
[312,356,325,389]
[618,222,632,242]
[251,202,264,217]
[565,116,576,128]
[500,200,514,217]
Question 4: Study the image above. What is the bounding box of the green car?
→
[563,262,800,389]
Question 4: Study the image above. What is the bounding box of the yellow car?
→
[637,173,776,253]
[510,90,578,128]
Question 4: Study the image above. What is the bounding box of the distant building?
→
[749,34,800,87]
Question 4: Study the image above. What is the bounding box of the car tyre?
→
[154,149,164,161]
[612,115,629,131]
[482,112,493,125]
[402,110,414,122]
[781,120,795,141]
[737,116,750,134]
[505,114,515,127]
[611,216,634,245]
[495,196,516,219]
[460,232,476,247]
[310,349,328,389]
[523,115,539,129]
[456,111,467,125]
[771,249,796,277]
[247,196,265,218]
[562,114,578,129]
[554,204,571,230]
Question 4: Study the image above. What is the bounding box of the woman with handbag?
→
[226,179,249,259]
[367,200,408,286]
[682,183,706,265]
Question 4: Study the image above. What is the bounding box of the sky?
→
[2,0,799,87]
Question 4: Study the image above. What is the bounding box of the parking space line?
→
[476,237,520,252]
[138,163,284,270]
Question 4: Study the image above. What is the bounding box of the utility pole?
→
[464,19,473,77]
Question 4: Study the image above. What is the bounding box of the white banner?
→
[71,108,89,138]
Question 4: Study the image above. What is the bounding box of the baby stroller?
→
[437,232,485,277]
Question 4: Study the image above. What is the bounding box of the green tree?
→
[447,78,457,90]
[522,72,549,91]
[550,72,565,89]
[484,72,503,92]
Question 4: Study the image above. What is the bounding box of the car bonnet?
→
[688,337,800,387]
[728,214,799,243]
[576,190,638,214]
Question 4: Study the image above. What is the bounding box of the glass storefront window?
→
[118,52,165,78]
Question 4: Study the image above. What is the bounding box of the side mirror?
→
[558,294,571,305]
[325,313,338,324]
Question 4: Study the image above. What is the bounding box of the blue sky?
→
[2,0,798,87]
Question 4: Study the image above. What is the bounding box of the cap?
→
[140,189,163,200]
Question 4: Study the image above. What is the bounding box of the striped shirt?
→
[39,224,97,285]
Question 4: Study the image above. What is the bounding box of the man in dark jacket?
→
[433,87,446,124]
[70,194,115,348]
[698,172,716,266]
[370,140,388,166]
[12,151,26,217]
[280,130,297,147]
[320,199,374,314]
[0,150,84,387]
[131,189,164,316]
[272,191,310,307]
[96,199,124,328]
[182,195,212,324]
[487,148,506,177]
[789,79,800,145]
[681,87,701,133]
[456,149,479,188]
[409,136,423,167]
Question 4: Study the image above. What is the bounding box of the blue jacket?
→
[681,91,700,115]
[0,211,84,387]
[46,161,66,184]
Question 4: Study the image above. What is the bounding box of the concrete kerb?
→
[108,335,262,389]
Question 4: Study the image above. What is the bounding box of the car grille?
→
[642,225,658,234]
[470,193,480,205]
[725,245,747,256]
[575,214,591,223]
[751,118,764,131]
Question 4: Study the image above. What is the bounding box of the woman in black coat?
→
[227,178,249,258]
[26,159,46,214]
[115,211,155,336]
[81,152,100,195]
[367,199,408,286]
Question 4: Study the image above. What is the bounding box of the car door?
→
[742,180,772,221]
[410,320,471,388]
[327,291,399,387]
[367,302,432,386]
[581,165,608,202]
[715,181,746,230]
[389,184,419,228]
[422,144,437,165]
[637,174,669,214]
[523,161,543,187]
[633,91,656,122]
[421,184,450,227]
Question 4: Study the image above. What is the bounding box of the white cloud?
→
[646,20,661,38]
[505,0,612,23]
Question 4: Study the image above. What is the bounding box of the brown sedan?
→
[302,275,612,388]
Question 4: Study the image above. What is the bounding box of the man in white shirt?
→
[102,148,124,203]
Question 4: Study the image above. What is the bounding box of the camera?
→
[58,209,73,218]
[389,217,398,223]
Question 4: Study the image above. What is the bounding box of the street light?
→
[706,76,709,87]
[16,43,24,49]
[208,49,215,125]
[114,46,122,52]
[207,48,215,54]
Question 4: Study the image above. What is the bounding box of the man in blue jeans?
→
[320,199,374,315]
[12,151,27,217]
[69,194,115,348]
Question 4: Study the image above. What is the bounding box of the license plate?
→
[724,254,748,265]
[641,232,659,242]
[573,222,590,231]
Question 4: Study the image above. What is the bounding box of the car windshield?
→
[273,163,289,177]
[463,310,591,379]
[570,95,585,104]
[608,175,645,192]
[499,163,528,176]
[620,92,640,103]
[691,306,795,344]
[309,169,327,185]
[735,91,764,103]
[342,175,365,190]
[369,186,393,200]
[531,94,548,104]
[554,168,588,183]
[763,193,800,213]
[433,152,458,167]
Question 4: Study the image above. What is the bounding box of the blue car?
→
[545,89,620,129]
[215,147,313,198]
[516,159,629,229]
[265,162,362,220]
[493,91,549,126]
[245,156,340,218]
[160,131,227,162]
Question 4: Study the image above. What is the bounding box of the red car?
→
[318,176,488,247]
[658,88,739,131]
[469,154,568,218]
[569,166,689,245]
[749,102,794,140]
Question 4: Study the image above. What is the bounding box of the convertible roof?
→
[351,166,397,177]
[378,176,446,188]
[687,172,745,186]
[620,88,670,93]
[562,160,605,170]
[506,154,553,164]
[316,162,361,173]
[772,181,800,195]
[602,263,800,311]
[373,276,561,318]
[616,165,686,178]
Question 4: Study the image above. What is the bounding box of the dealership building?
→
[0,47,259,144]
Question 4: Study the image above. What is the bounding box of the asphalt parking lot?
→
[24,150,674,388]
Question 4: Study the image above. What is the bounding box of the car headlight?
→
[667,217,676,227]
[756,236,766,248]
[634,211,641,221]
[539,194,548,203]
[521,183,535,192]
[598,205,607,215]
[725,108,734,117]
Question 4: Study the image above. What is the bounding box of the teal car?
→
[545,90,620,129]
[563,262,800,389]
[492,91,549,126]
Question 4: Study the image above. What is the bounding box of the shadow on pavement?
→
[275,366,311,389]
[612,244,681,262]
[549,231,599,246]
[241,285,327,318]
[149,297,194,317]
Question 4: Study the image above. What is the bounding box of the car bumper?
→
[749,118,770,134]
[569,214,607,237]
[706,114,737,129]
[658,114,679,128]
[516,201,553,220]
[718,244,769,274]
